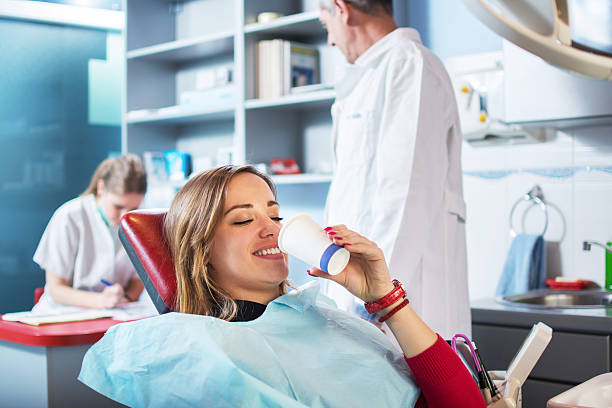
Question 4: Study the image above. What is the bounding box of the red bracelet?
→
[378,299,410,323]
[364,279,405,314]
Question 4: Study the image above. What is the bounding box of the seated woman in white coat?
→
[32,154,147,313]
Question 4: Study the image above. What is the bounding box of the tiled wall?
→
[463,125,612,301]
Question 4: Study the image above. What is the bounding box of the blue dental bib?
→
[79,282,420,407]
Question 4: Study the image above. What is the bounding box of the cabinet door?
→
[522,379,574,408]
[472,324,610,384]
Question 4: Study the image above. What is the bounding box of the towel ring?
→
[509,185,549,237]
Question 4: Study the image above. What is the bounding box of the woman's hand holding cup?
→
[307,225,395,303]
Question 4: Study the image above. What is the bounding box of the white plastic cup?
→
[278,213,350,275]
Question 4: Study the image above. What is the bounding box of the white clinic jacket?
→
[32,194,138,313]
[324,28,470,339]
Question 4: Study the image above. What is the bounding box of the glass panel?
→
[0,18,122,312]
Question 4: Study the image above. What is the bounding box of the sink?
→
[498,289,612,309]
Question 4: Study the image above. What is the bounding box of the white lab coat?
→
[32,194,138,313]
[325,28,470,339]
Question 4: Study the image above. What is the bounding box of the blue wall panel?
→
[0,19,121,312]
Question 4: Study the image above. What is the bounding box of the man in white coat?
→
[320,0,470,339]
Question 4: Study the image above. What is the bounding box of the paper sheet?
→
[2,300,158,326]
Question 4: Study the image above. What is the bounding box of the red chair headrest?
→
[119,209,177,314]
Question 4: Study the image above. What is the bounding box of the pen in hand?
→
[100,279,134,302]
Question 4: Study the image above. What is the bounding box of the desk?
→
[0,318,125,408]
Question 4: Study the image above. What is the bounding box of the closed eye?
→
[233,217,283,225]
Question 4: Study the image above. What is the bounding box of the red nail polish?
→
[344,243,351,246]
[324,227,332,231]
[335,237,343,240]
[328,231,337,235]
[307,269,313,276]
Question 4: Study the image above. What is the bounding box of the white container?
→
[278,213,350,275]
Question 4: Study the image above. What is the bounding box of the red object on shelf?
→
[545,279,591,290]
[270,158,300,175]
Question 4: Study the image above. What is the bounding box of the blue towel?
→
[496,234,547,296]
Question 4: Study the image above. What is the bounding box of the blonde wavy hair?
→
[163,165,290,320]
[82,153,147,197]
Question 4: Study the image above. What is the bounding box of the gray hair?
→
[319,0,393,16]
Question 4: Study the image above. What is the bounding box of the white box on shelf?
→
[195,66,233,90]
[214,66,232,87]
[179,85,236,109]
[195,69,216,90]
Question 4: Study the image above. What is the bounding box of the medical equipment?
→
[452,322,553,408]
[462,0,612,80]
[547,372,612,407]
[452,334,499,404]
[445,52,552,146]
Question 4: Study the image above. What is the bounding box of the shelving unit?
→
[124,0,340,203]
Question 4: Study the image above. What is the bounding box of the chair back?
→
[119,209,176,314]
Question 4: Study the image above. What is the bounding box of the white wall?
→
[463,126,612,300]
[407,0,612,302]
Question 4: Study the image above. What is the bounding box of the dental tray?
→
[545,278,591,290]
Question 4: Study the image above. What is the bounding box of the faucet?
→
[582,240,612,291]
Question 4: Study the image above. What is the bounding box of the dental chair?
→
[117,211,538,408]
[118,209,176,314]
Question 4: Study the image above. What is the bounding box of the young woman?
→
[32,154,147,312]
[80,165,485,407]
[161,165,484,407]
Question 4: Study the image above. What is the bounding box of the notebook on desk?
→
[2,301,158,326]
[2,309,114,326]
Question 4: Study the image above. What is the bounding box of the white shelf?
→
[245,89,335,110]
[271,173,332,184]
[127,31,234,62]
[244,11,322,37]
[126,105,234,125]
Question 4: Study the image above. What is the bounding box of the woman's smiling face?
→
[208,172,289,303]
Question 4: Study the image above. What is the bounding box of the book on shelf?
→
[256,39,320,99]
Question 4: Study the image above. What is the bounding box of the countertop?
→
[471,298,612,335]
[0,317,120,347]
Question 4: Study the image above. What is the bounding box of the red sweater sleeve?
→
[404,334,486,408]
